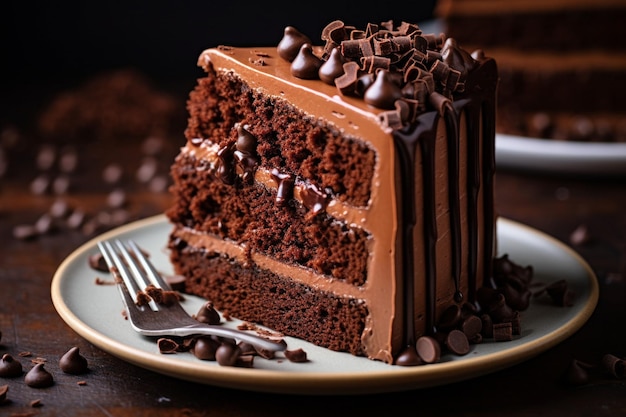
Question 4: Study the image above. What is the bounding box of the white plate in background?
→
[496,134,626,176]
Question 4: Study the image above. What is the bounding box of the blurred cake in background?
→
[436,0,626,142]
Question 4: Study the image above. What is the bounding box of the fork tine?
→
[112,240,160,311]
[127,240,171,291]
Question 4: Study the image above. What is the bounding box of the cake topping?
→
[277,26,312,62]
[278,20,479,130]
[0,353,23,378]
[290,44,323,79]
[318,47,347,85]
[59,346,89,374]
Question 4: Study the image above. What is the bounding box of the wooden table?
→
[1,91,625,416]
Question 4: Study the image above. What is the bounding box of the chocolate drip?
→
[394,94,494,346]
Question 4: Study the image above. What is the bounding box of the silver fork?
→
[97,239,286,352]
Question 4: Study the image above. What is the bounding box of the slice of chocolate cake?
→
[166,20,498,364]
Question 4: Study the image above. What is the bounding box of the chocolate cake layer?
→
[168,239,368,355]
[185,70,376,208]
[168,151,371,285]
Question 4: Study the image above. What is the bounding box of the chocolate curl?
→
[335,61,361,96]
[358,38,374,57]
[373,37,395,55]
[360,55,390,73]
[428,91,452,116]
[341,39,362,58]
[321,20,347,44]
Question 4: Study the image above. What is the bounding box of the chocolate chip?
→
[106,188,127,208]
[102,163,124,184]
[277,26,312,62]
[563,359,593,386]
[445,329,470,355]
[24,363,54,388]
[12,224,38,240]
[36,144,56,171]
[49,198,71,218]
[192,336,219,361]
[461,315,483,339]
[52,174,71,194]
[59,347,89,374]
[570,224,591,246]
[136,157,158,183]
[141,136,164,156]
[59,147,78,173]
[0,353,23,378]
[88,252,109,272]
[215,343,241,367]
[318,47,346,85]
[30,174,51,195]
[194,301,221,325]
[363,70,402,110]
[157,338,180,354]
[416,336,441,364]
[291,44,322,80]
[602,354,626,379]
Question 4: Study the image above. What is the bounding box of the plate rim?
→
[496,133,626,175]
[51,214,599,395]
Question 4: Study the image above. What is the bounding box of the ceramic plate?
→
[496,133,626,176]
[51,215,598,395]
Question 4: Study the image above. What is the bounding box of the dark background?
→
[1,1,437,134]
[2,2,436,86]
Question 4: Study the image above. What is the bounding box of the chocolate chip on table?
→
[59,346,89,374]
[602,354,626,379]
[102,163,124,184]
[563,359,594,386]
[36,144,57,171]
[0,353,23,378]
[24,363,54,388]
[12,224,38,240]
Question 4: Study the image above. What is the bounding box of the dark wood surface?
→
[1,97,625,416]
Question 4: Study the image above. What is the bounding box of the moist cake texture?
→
[167,20,498,364]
